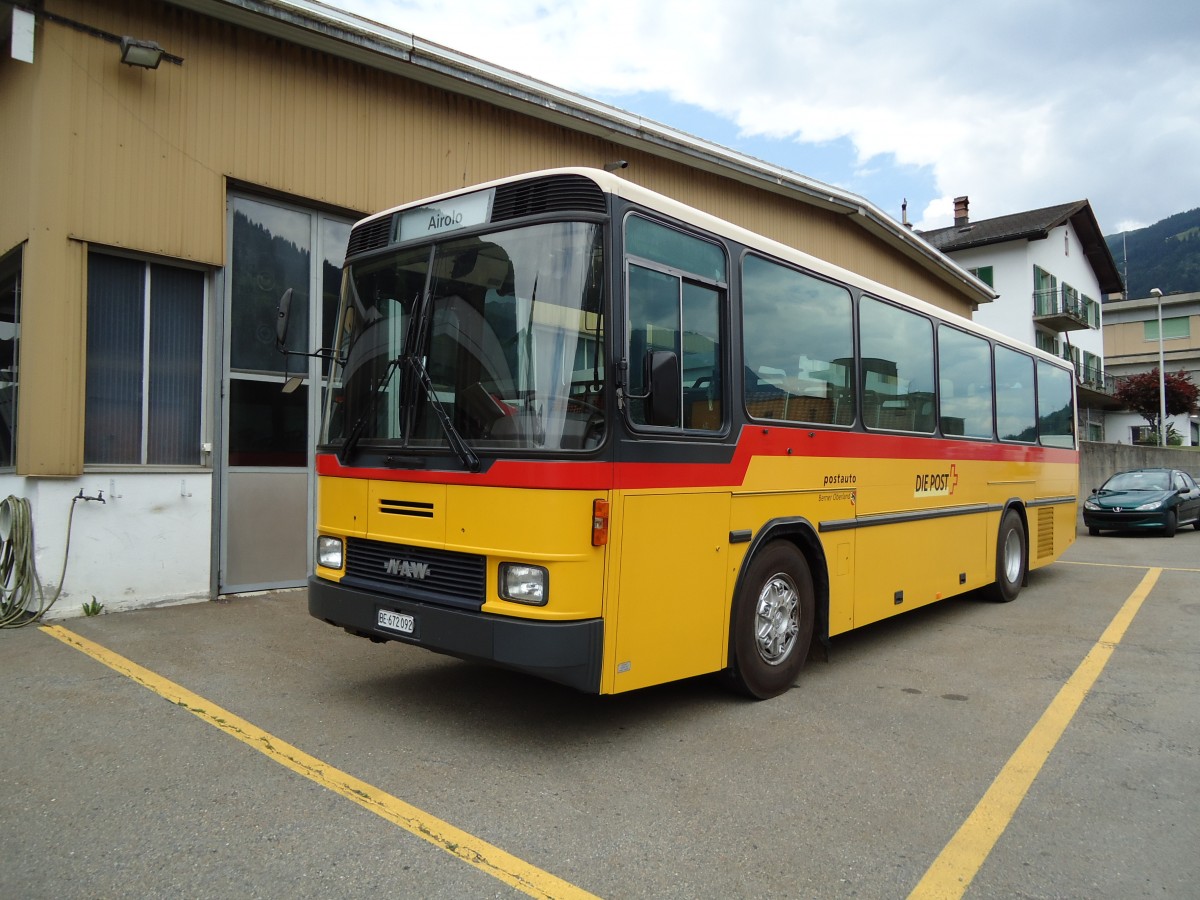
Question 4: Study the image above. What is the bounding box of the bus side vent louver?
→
[1037,507,1054,559]
[492,174,606,222]
[346,215,394,257]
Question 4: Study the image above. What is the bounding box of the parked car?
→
[1083,467,1200,537]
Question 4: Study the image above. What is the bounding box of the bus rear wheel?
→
[728,542,815,699]
[987,508,1027,603]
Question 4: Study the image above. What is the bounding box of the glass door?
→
[220,195,350,592]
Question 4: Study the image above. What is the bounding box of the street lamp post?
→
[1151,287,1166,446]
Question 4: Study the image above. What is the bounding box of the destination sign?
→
[397,188,494,242]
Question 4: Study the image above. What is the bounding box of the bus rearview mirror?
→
[644,350,680,427]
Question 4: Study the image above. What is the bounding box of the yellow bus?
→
[304,168,1078,699]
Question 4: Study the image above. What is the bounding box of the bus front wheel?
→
[987,508,1027,603]
[728,543,815,699]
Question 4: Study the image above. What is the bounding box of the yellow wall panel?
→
[0,44,35,256]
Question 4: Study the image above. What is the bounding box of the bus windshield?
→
[321,221,605,459]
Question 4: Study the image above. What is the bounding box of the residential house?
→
[1102,291,1200,445]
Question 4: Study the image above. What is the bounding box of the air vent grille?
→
[1037,507,1054,559]
[379,499,434,518]
[492,174,606,222]
[346,215,394,257]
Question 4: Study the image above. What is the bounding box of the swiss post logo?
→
[915,464,958,497]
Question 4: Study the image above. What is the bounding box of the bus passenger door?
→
[612,492,731,692]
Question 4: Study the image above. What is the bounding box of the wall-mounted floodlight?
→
[29,11,183,68]
[120,36,165,69]
[603,160,629,171]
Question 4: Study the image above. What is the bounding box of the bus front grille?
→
[343,538,487,611]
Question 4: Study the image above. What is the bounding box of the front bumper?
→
[1082,510,1170,531]
[308,576,604,692]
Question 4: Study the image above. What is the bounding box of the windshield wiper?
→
[338,287,479,471]
[338,356,402,466]
[400,289,479,472]
[404,353,480,472]
[336,351,479,472]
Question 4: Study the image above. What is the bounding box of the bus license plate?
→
[377,609,415,635]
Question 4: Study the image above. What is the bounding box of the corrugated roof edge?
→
[170,0,996,304]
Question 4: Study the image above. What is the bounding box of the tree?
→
[1113,368,1200,444]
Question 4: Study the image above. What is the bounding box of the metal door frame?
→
[217,192,353,594]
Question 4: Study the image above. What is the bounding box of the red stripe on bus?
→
[317,427,1077,491]
[315,454,615,489]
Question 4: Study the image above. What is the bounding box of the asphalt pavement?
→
[2,525,1197,899]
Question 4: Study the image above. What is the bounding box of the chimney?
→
[953,196,969,227]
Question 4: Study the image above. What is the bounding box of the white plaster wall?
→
[960,223,1105,361]
[0,473,213,619]
[955,244,1037,343]
[1028,223,1105,359]
[1104,410,1196,447]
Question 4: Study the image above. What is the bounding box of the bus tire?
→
[728,542,815,699]
[987,508,1026,603]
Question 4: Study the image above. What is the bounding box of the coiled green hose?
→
[0,495,77,628]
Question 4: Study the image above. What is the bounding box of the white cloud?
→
[336,0,1200,233]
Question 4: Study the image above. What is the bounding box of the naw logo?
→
[384,558,431,580]
[914,463,959,497]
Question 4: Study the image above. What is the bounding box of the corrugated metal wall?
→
[9,0,972,475]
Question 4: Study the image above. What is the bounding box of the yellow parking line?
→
[907,566,1161,899]
[40,624,600,900]
[1059,559,1200,573]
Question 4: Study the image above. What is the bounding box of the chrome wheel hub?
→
[755,575,800,665]
[1001,529,1022,584]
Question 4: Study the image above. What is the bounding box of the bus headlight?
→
[499,563,548,605]
[317,535,344,570]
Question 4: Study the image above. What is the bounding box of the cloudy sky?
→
[334,0,1197,235]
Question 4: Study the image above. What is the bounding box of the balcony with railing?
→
[1076,361,1114,394]
[1033,286,1093,332]
[1072,357,1120,409]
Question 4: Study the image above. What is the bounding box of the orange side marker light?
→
[592,499,610,546]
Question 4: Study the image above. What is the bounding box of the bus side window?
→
[681,282,720,431]
[741,254,853,427]
[996,346,1036,442]
[627,264,681,428]
[1036,359,1074,448]
[938,325,993,439]
[859,297,934,434]
[625,214,727,434]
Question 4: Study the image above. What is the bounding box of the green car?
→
[1083,467,1200,537]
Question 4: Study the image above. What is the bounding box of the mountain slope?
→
[1106,208,1200,298]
